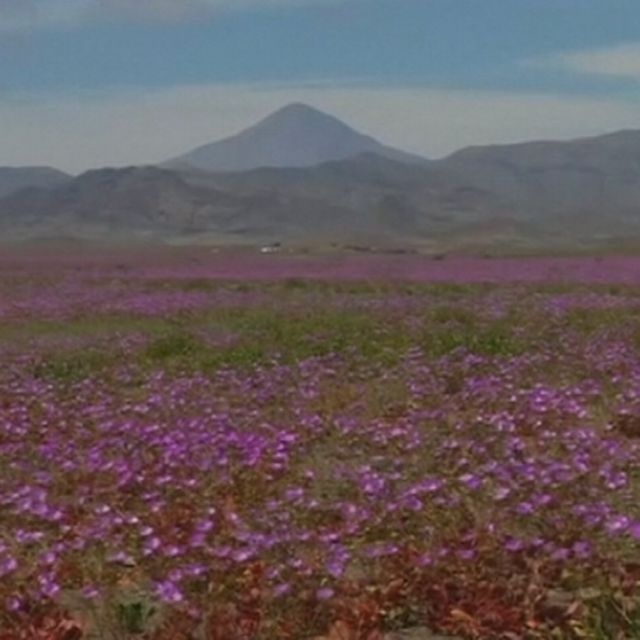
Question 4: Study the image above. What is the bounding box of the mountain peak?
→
[164,104,427,172]
[244,102,364,141]
[258,102,346,125]
[267,102,326,117]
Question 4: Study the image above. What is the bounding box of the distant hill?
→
[0,166,71,199]
[439,130,640,223]
[3,110,640,251]
[164,103,428,172]
[0,165,375,242]
[0,157,502,243]
[182,152,508,235]
[0,166,240,233]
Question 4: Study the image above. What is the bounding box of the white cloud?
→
[539,42,640,80]
[0,0,350,31]
[2,83,640,173]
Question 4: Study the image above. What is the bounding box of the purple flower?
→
[232,548,254,563]
[0,556,18,577]
[504,538,525,553]
[273,583,291,597]
[155,580,184,604]
[326,559,345,578]
[628,521,640,540]
[316,587,335,601]
[516,502,535,515]
[163,545,182,558]
[39,577,61,599]
[81,585,100,599]
[5,596,22,612]
[551,547,570,561]
[416,553,434,567]
[572,541,592,558]
[459,473,483,490]
[606,515,630,534]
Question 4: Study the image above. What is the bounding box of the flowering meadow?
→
[2,251,640,639]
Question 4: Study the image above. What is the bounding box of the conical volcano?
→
[164,103,427,172]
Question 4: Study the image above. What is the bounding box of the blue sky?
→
[2,0,640,172]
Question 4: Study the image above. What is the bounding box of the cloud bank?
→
[540,42,640,81]
[2,83,639,173]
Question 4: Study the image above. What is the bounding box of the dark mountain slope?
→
[439,130,640,220]
[0,166,71,199]
[4,125,640,247]
[0,165,382,240]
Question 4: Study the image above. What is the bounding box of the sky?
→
[1,0,640,173]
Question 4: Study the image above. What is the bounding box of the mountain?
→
[0,166,242,234]
[439,130,640,223]
[181,152,508,234]
[0,166,71,199]
[4,121,640,251]
[0,164,379,242]
[0,157,502,244]
[164,103,428,172]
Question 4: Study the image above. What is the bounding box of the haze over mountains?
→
[2,103,640,251]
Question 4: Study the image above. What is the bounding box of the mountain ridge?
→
[0,166,71,199]
[3,106,640,250]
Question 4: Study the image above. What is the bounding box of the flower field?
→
[2,252,640,639]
